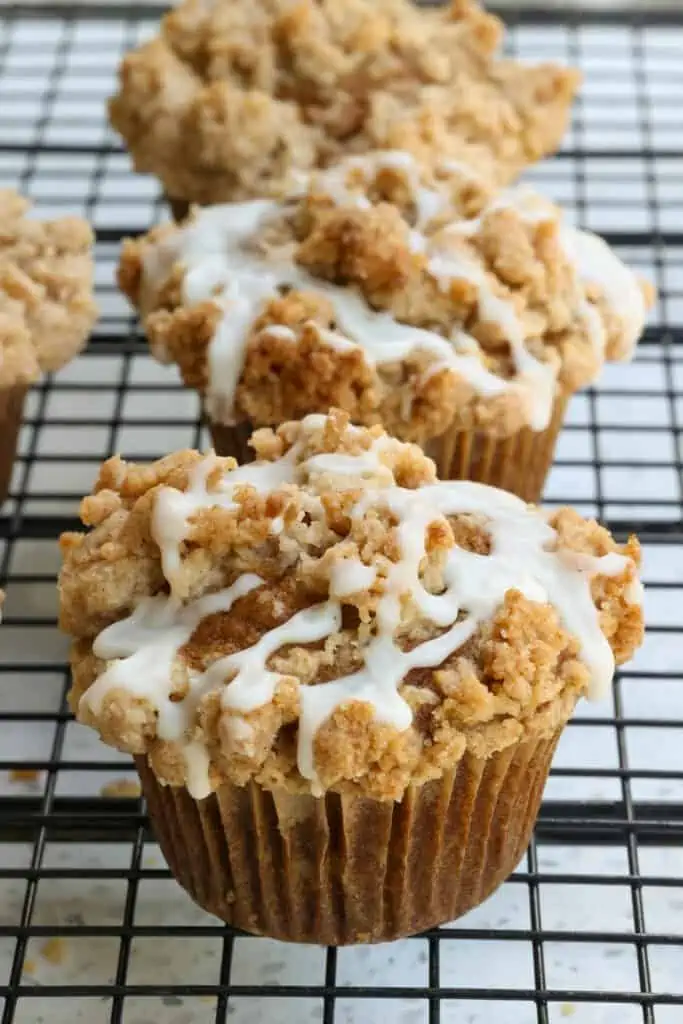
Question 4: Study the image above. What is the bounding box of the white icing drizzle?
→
[559,225,646,359]
[84,423,641,799]
[315,149,454,230]
[153,201,514,425]
[260,324,297,343]
[330,558,377,598]
[153,446,298,591]
[88,574,264,798]
[472,185,647,359]
[425,241,556,430]
[140,152,645,432]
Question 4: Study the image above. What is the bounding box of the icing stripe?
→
[83,419,639,798]
[140,151,645,432]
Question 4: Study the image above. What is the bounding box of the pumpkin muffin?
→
[108,0,580,216]
[118,150,651,500]
[60,411,644,943]
[0,190,97,501]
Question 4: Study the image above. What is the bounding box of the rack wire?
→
[0,4,682,1023]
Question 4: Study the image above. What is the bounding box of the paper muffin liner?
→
[209,392,567,502]
[0,385,27,504]
[167,195,190,223]
[136,725,562,945]
[423,391,569,503]
[208,420,254,466]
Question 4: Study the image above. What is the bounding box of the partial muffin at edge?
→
[0,190,97,499]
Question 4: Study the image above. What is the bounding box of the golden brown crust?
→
[0,191,97,389]
[109,0,579,205]
[61,412,644,800]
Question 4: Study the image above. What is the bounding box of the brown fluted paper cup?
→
[424,392,569,503]
[0,385,27,504]
[136,726,562,945]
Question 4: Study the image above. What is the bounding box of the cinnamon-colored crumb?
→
[60,412,644,801]
[8,768,40,784]
[108,0,578,205]
[100,778,142,798]
[41,938,66,966]
[0,191,97,389]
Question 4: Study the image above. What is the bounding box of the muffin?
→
[108,0,579,216]
[60,410,644,944]
[119,149,651,501]
[0,191,97,501]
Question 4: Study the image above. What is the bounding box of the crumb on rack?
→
[41,937,67,966]
[100,778,142,799]
[9,768,40,785]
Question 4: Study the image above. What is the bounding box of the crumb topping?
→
[108,0,579,206]
[119,151,651,439]
[60,411,644,801]
[0,191,97,389]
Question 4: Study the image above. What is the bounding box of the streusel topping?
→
[108,0,579,206]
[0,191,97,389]
[120,150,651,439]
[60,412,643,801]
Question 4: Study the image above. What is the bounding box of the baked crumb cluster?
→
[108,0,579,206]
[0,190,97,390]
[119,150,651,439]
[60,411,643,801]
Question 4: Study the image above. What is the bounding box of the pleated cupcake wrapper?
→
[0,385,27,504]
[137,726,562,945]
[423,391,569,503]
[209,392,567,503]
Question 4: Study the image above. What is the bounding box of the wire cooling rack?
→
[0,4,682,1023]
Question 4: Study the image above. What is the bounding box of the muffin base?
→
[424,392,569,503]
[0,385,27,503]
[209,393,567,502]
[136,727,561,945]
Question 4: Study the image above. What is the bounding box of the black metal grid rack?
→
[0,4,682,1023]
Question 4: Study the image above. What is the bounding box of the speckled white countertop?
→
[0,8,682,1024]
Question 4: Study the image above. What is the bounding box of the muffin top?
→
[108,0,579,205]
[120,149,651,439]
[0,191,97,390]
[60,411,643,801]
